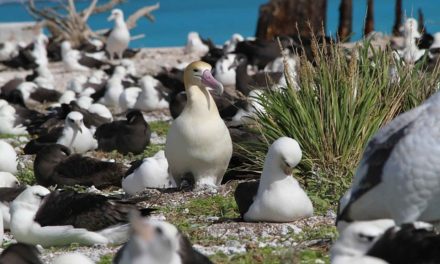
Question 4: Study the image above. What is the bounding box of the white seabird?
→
[235,137,313,222]
[9,185,154,247]
[231,89,266,125]
[61,41,89,72]
[165,61,232,187]
[114,213,212,264]
[0,172,19,188]
[122,150,174,195]
[100,66,126,109]
[332,220,440,264]
[184,32,209,55]
[338,90,440,225]
[331,220,395,264]
[119,86,142,112]
[214,54,237,86]
[223,33,244,53]
[0,41,18,61]
[134,75,169,111]
[0,140,18,174]
[53,253,94,264]
[87,103,113,121]
[0,99,27,135]
[56,111,97,154]
[397,18,426,64]
[33,64,55,90]
[31,33,48,66]
[107,9,130,60]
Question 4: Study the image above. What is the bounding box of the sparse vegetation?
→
[239,40,440,210]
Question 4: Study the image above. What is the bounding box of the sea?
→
[0,0,438,48]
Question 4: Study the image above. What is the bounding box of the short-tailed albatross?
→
[165,61,232,188]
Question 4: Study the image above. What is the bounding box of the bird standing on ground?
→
[165,61,232,188]
[234,137,313,222]
[107,9,130,60]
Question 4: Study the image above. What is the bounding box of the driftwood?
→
[26,0,159,47]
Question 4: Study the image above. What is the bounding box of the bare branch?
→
[93,0,125,14]
[125,3,160,30]
[81,0,99,22]
[68,0,77,16]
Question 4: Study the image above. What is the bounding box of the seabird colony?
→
[0,8,439,262]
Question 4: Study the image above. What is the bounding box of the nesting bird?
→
[34,144,125,188]
[165,61,232,188]
[122,150,174,195]
[107,9,130,60]
[95,110,151,155]
[114,213,212,264]
[338,91,440,225]
[61,41,89,72]
[184,32,209,55]
[24,111,97,154]
[235,137,313,222]
[0,99,27,135]
[0,140,18,174]
[10,185,154,247]
[332,220,440,264]
[134,75,169,111]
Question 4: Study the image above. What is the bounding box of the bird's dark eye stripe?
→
[193,69,199,72]
[155,227,163,235]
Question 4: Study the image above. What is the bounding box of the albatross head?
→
[331,220,394,259]
[130,213,180,262]
[266,137,302,176]
[184,61,224,95]
[65,111,84,134]
[14,185,50,208]
[108,9,124,22]
[403,18,421,39]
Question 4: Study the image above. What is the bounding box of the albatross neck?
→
[184,84,219,115]
[115,17,127,29]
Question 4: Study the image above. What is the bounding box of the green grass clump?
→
[97,254,113,264]
[16,168,36,185]
[240,40,440,209]
[149,120,170,136]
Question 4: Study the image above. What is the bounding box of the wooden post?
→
[338,0,352,42]
[392,0,402,36]
[364,0,374,36]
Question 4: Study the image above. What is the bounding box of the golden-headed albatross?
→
[165,61,232,188]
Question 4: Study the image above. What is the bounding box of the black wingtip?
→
[139,208,156,217]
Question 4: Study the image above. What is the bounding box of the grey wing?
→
[337,102,429,222]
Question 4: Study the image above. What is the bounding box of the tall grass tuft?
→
[239,40,440,211]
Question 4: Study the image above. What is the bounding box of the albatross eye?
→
[193,69,199,73]
[155,226,163,235]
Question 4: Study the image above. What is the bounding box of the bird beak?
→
[108,14,115,21]
[201,69,224,95]
[75,121,83,133]
[282,161,294,175]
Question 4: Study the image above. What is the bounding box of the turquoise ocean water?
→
[0,0,438,48]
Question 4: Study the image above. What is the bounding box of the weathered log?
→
[255,0,327,40]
